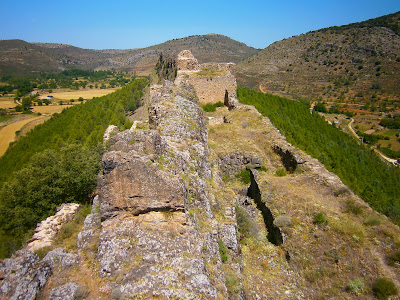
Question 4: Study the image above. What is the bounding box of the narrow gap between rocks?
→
[247,170,283,246]
[273,146,297,173]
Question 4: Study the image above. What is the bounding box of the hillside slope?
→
[0,34,259,76]
[0,39,115,75]
[2,73,400,300]
[237,11,400,102]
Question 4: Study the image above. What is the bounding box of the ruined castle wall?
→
[176,50,238,104]
[200,62,236,75]
[188,73,237,104]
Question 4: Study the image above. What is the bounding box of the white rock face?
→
[26,203,80,251]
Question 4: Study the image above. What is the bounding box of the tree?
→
[314,103,328,113]
[21,97,32,111]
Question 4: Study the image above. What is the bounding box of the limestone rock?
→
[99,152,186,220]
[49,282,88,300]
[26,203,80,252]
[274,215,293,228]
[103,125,119,144]
[92,76,225,298]
[42,248,79,269]
[218,152,262,175]
[220,224,239,252]
[77,197,101,250]
[0,250,51,300]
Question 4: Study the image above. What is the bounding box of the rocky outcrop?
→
[49,282,88,300]
[26,203,80,252]
[93,75,227,298]
[218,152,262,175]
[0,250,51,300]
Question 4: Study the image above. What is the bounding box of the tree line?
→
[238,87,400,225]
[0,69,134,98]
[0,78,148,258]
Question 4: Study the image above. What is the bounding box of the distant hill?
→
[0,39,115,76]
[237,11,400,102]
[0,34,259,76]
[105,34,259,74]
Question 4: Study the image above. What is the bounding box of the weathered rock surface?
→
[218,152,262,175]
[26,203,80,252]
[49,282,88,300]
[176,49,200,71]
[0,250,51,300]
[93,74,227,298]
[42,248,79,269]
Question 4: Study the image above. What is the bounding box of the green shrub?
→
[202,103,216,112]
[202,101,224,112]
[218,239,228,263]
[34,246,52,260]
[237,169,251,184]
[314,213,328,225]
[275,168,287,177]
[258,165,267,172]
[373,278,398,299]
[347,277,365,294]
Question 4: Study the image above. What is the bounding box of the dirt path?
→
[0,116,44,156]
[347,118,360,140]
[348,118,398,165]
[259,84,267,93]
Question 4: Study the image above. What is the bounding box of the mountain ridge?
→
[0,34,259,76]
[237,11,400,102]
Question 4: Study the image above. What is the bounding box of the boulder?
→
[0,250,51,300]
[49,282,88,300]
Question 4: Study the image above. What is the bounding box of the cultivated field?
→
[32,104,73,114]
[0,97,15,109]
[49,88,117,100]
[0,116,45,156]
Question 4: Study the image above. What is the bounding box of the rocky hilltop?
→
[1,51,400,299]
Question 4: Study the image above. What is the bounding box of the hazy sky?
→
[1,0,399,50]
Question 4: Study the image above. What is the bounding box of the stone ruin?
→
[176,50,238,108]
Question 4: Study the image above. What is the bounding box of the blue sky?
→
[0,0,399,49]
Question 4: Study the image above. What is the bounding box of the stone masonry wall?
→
[177,50,237,104]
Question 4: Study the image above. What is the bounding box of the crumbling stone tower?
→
[176,50,238,108]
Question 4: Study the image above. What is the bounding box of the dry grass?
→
[32,104,73,114]
[0,116,44,156]
[0,97,15,109]
[15,115,51,140]
[207,103,400,298]
[49,88,117,100]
